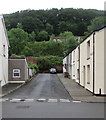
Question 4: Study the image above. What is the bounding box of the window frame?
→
[3,45,6,57]
[13,69,20,78]
[87,40,90,60]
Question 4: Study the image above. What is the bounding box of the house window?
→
[87,41,90,59]
[73,64,75,77]
[3,45,6,57]
[77,69,80,80]
[87,65,90,84]
[13,69,20,78]
[77,47,80,61]
[73,51,75,63]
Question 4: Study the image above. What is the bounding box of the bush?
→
[37,56,63,72]
[28,62,39,72]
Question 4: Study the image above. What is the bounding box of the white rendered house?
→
[64,26,105,95]
[0,15,9,86]
[71,50,76,80]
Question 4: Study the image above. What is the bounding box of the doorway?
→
[83,66,86,86]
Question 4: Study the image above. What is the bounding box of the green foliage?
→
[59,31,74,38]
[6,8,105,59]
[37,56,63,72]
[11,54,25,58]
[4,8,104,36]
[8,28,29,55]
[28,62,39,72]
[21,46,34,56]
[29,31,37,41]
[87,16,106,33]
[17,23,23,29]
[45,23,53,35]
[58,31,78,55]
[66,36,78,53]
[26,41,64,57]
[37,30,49,41]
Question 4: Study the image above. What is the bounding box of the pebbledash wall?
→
[63,26,105,95]
[8,58,29,83]
[0,15,9,87]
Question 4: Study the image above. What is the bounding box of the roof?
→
[9,57,25,59]
[0,14,10,47]
[9,57,28,68]
[82,25,106,43]
[63,25,106,58]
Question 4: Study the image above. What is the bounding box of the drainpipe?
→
[0,80,2,95]
[93,32,95,95]
[0,80,1,86]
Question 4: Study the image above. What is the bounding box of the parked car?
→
[43,70,50,73]
[50,68,57,74]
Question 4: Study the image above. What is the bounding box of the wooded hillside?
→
[4,8,104,37]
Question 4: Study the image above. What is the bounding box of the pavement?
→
[57,74,106,103]
[0,83,25,97]
[0,76,34,98]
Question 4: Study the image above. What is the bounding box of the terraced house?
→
[63,26,105,95]
[0,15,9,86]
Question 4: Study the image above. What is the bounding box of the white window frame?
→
[3,45,6,57]
[87,40,90,59]
[13,69,20,78]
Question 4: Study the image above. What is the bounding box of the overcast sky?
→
[0,0,105,14]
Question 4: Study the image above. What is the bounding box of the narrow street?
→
[2,74,104,118]
[3,73,72,100]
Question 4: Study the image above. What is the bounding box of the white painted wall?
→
[95,28,105,94]
[71,50,76,80]
[63,57,67,73]
[75,46,80,83]
[80,34,94,92]
[0,15,9,86]
[63,26,105,95]
[68,53,72,77]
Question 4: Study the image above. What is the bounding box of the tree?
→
[28,62,39,72]
[60,32,78,55]
[21,46,34,56]
[8,28,29,55]
[37,30,49,41]
[37,56,63,72]
[59,31,74,38]
[29,31,37,41]
[66,36,78,54]
[4,8,104,36]
[17,23,23,29]
[87,16,106,33]
[45,23,53,35]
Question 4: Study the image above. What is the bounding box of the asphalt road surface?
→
[4,73,72,99]
[1,74,105,118]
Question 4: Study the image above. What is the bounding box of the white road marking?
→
[72,101,81,103]
[0,98,9,102]
[24,99,34,102]
[37,98,46,102]
[59,99,70,102]
[1,98,73,103]
[48,99,58,102]
[10,99,21,102]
